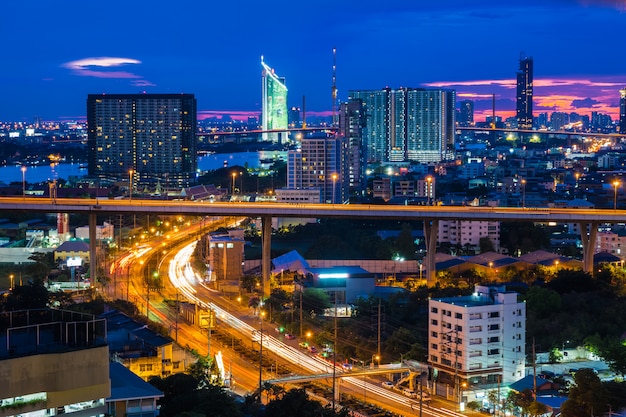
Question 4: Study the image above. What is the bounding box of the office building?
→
[516,56,534,129]
[1,309,109,417]
[287,134,346,204]
[87,93,197,187]
[428,285,526,389]
[619,87,626,135]
[261,57,288,143]
[458,100,474,127]
[348,88,456,164]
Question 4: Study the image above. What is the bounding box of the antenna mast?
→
[332,47,337,128]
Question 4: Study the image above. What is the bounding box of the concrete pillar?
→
[89,212,98,287]
[423,219,439,286]
[579,222,598,276]
[261,216,272,299]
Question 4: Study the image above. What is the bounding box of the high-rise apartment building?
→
[458,100,474,127]
[619,87,626,135]
[261,57,288,143]
[87,93,197,187]
[428,285,526,389]
[339,99,367,194]
[516,56,534,129]
[287,134,346,204]
[349,88,455,164]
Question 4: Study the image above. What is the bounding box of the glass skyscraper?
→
[516,56,534,130]
[348,88,455,164]
[87,93,197,187]
[261,57,288,143]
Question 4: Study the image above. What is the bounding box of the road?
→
[161,238,466,417]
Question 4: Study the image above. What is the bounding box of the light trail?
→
[167,241,465,417]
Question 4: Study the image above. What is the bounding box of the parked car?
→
[299,342,309,349]
[381,381,394,389]
[308,346,318,354]
[284,333,296,340]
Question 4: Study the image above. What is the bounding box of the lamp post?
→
[21,166,27,199]
[231,172,237,196]
[613,180,620,210]
[332,173,338,204]
[128,169,134,202]
[521,178,526,207]
[426,176,432,205]
[9,274,14,290]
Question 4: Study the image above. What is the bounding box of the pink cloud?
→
[62,57,155,86]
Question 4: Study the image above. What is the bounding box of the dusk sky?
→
[1,0,626,122]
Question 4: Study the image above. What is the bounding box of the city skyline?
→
[1,0,626,122]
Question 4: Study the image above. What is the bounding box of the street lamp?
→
[371,354,380,368]
[21,166,27,199]
[613,180,620,210]
[521,178,526,208]
[332,173,338,204]
[231,172,237,196]
[128,169,134,202]
[9,274,14,290]
[426,176,433,205]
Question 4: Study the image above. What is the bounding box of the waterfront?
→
[0,151,286,184]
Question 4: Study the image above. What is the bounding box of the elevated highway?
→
[0,197,624,291]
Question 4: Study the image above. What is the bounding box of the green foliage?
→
[2,279,49,310]
[302,288,331,315]
[548,347,563,363]
[263,388,348,417]
[561,369,608,417]
[392,223,417,260]
[479,236,495,253]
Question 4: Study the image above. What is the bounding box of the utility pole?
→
[299,287,303,338]
[332,291,338,410]
[377,299,382,360]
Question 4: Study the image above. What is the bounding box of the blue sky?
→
[1,0,625,122]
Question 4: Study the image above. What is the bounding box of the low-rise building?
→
[0,309,109,417]
[428,285,526,401]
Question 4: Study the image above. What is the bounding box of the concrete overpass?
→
[1,197,624,295]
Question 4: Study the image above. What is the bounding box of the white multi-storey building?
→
[438,220,500,252]
[428,285,525,394]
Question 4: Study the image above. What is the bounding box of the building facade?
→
[87,93,197,187]
[619,87,626,135]
[348,88,456,164]
[0,309,109,417]
[261,57,288,143]
[286,135,347,204]
[438,220,501,253]
[428,285,526,390]
[339,99,367,194]
[516,57,534,129]
[458,100,474,127]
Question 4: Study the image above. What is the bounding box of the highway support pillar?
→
[579,221,598,276]
[261,216,272,299]
[423,219,438,286]
[89,212,98,289]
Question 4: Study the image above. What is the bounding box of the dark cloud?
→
[571,97,601,108]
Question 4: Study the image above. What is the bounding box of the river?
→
[0,151,286,184]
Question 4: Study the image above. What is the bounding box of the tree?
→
[302,288,331,315]
[394,223,417,260]
[27,251,53,281]
[561,368,608,417]
[3,280,49,310]
[479,236,495,253]
[263,388,348,417]
[240,274,259,293]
